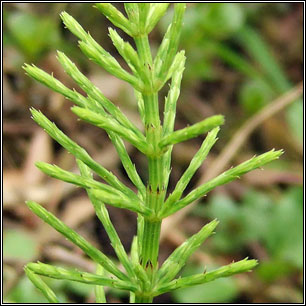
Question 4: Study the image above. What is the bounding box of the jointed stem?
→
[140,93,164,272]
[134,34,166,303]
[141,220,161,270]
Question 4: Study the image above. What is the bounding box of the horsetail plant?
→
[23,3,283,303]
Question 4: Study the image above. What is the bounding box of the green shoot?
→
[23,3,282,303]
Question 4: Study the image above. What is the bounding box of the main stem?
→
[134,35,166,303]
[142,93,163,270]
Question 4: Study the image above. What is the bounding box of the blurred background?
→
[3,3,303,303]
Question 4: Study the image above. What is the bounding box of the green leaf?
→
[256,259,294,282]
[265,187,303,268]
[7,276,50,303]
[6,275,68,303]
[237,26,290,93]
[236,26,302,144]
[239,190,273,242]
[286,101,303,143]
[206,194,242,252]
[239,79,273,114]
[206,187,303,270]
[4,230,38,261]
[201,3,245,39]
[6,11,60,58]
[172,265,239,303]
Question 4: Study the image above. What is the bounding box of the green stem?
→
[140,93,165,272]
[134,36,153,91]
[134,294,154,303]
[134,33,166,303]
[141,220,161,269]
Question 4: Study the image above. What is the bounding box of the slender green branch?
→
[146,4,170,34]
[71,106,148,154]
[161,149,283,218]
[61,11,140,88]
[30,108,134,197]
[130,236,151,291]
[156,50,187,92]
[156,258,258,295]
[157,219,219,284]
[22,64,87,107]
[165,127,219,207]
[124,4,139,27]
[35,161,131,198]
[26,201,128,281]
[79,41,142,90]
[27,262,137,292]
[25,266,59,303]
[36,161,146,216]
[162,54,186,137]
[107,134,146,200]
[159,115,224,148]
[91,189,152,216]
[108,27,145,79]
[138,5,149,32]
[155,4,186,85]
[56,51,143,136]
[134,90,146,124]
[94,265,106,303]
[77,159,137,280]
[162,52,186,190]
[95,3,135,36]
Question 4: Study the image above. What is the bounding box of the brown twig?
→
[43,245,96,272]
[203,81,303,182]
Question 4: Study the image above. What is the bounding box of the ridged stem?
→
[134,34,165,304]
[140,93,165,271]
